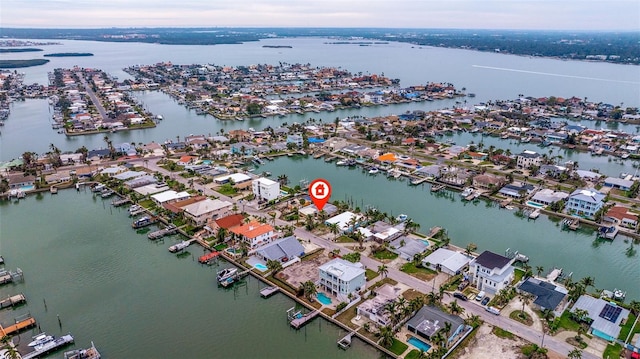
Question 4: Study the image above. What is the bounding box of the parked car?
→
[481,296,490,306]
[453,292,468,301]
[475,291,485,301]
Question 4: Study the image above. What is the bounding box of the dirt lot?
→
[459,324,564,359]
[278,251,331,289]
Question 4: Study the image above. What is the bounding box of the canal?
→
[0,190,381,358]
[255,156,640,300]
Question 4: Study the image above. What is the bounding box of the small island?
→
[262,45,292,49]
[0,59,50,68]
[0,48,43,53]
[44,52,94,57]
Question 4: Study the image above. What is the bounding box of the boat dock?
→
[23,334,75,359]
[111,197,131,207]
[430,184,445,192]
[129,207,146,216]
[259,286,279,298]
[0,316,36,336]
[132,216,158,229]
[288,308,320,329]
[528,209,541,219]
[147,224,177,240]
[168,240,192,253]
[0,293,26,309]
[547,267,563,282]
[218,268,250,287]
[562,218,580,230]
[64,341,101,359]
[499,198,512,208]
[410,177,428,186]
[198,251,221,264]
[338,331,357,349]
[598,225,619,240]
[0,268,24,285]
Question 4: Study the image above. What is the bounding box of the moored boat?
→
[217,267,238,283]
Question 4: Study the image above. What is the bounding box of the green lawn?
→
[603,343,623,359]
[336,235,355,243]
[512,268,525,285]
[216,184,237,196]
[509,310,533,326]
[388,338,409,356]
[492,327,514,340]
[400,262,437,281]
[372,249,398,261]
[557,310,582,332]
[405,349,422,359]
[618,313,638,341]
[365,268,379,281]
[138,199,154,208]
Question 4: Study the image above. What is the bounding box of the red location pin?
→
[309,178,332,211]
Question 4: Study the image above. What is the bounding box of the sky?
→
[1,0,639,31]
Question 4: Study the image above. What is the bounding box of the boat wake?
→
[472,65,640,85]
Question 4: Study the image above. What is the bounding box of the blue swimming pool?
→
[316,292,332,305]
[526,201,545,208]
[254,263,268,271]
[408,336,431,352]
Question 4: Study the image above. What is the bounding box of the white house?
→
[151,190,190,205]
[356,284,400,327]
[516,150,542,169]
[318,258,366,301]
[230,220,275,249]
[566,188,606,219]
[470,251,515,295]
[422,248,472,276]
[325,211,363,233]
[252,177,280,202]
[182,198,233,225]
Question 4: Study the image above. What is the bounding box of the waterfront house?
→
[470,251,515,295]
[286,134,304,147]
[530,189,569,206]
[539,164,567,178]
[604,206,638,229]
[7,173,36,189]
[183,198,233,226]
[570,295,630,342]
[252,177,280,202]
[575,169,603,182]
[318,258,366,301]
[603,177,634,191]
[516,150,542,169]
[100,166,127,177]
[250,235,305,265]
[113,170,146,181]
[204,213,244,238]
[230,221,275,249]
[44,171,72,184]
[406,306,465,344]
[75,165,99,179]
[472,173,505,190]
[566,188,605,219]
[59,153,83,165]
[162,196,207,215]
[325,212,363,233]
[422,248,472,276]
[356,284,401,327]
[86,149,111,161]
[151,190,190,205]
[165,142,187,152]
[358,221,402,243]
[389,237,429,261]
[517,278,568,316]
[498,183,535,199]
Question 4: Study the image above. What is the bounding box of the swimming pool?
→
[526,201,545,208]
[316,292,332,305]
[408,336,431,351]
[254,263,268,271]
[20,185,35,191]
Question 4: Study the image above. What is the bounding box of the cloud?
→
[2,0,638,30]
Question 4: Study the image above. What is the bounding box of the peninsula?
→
[44,52,94,57]
[0,59,49,68]
[0,48,43,53]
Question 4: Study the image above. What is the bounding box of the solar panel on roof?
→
[599,303,622,323]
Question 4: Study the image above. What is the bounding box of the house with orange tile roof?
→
[604,206,638,230]
[230,220,275,248]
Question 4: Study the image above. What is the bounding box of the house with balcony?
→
[230,220,275,249]
[470,251,515,295]
[516,150,542,169]
[252,177,280,202]
[318,258,365,301]
[182,198,233,226]
[566,188,606,219]
[356,284,400,327]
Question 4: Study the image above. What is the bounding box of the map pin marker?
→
[309,178,332,211]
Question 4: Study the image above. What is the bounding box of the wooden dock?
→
[148,224,177,240]
[111,197,131,207]
[0,316,36,336]
[0,294,26,309]
[22,334,74,359]
[430,184,445,192]
[259,286,279,298]
[219,269,250,288]
[563,218,580,230]
[288,308,320,329]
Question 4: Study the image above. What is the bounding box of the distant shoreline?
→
[0,59,50,68]
[0,48,43,53]
[262,45,292,49]
[44,52,94,57]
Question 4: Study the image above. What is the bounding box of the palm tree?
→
[302,280,317,301]
[628,300,640,317]
[327,223,340,240]
[377,264,388,278]
[266,259,282,274]
[448,300,464,315]
[535,266,544,277]
[0,336,19,359]
[378,325,394,348]
[277,174,289,186]
[519,292,533,318]
[579,276,595,291]
[465,314,482,327]
[425,292,441,306]
[464,243,477,257]
[567,348,583,359]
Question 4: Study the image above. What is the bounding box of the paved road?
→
[76,71,108,121]
[134,156,598,359]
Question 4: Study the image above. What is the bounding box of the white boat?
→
[169,241,190,253]
[29,333,54,347]
[396,214,408,222]
[368,167,379,175]
[128,204,142,213]
[460,187,474,197]
[336,160,347,166]
[217,267,238,283]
